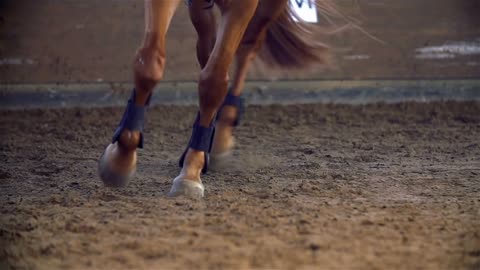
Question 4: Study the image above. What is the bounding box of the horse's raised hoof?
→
[210,149,233,171]
[167,176,205,199]
[211,91,243,168]
[210,136,235,170]
[98,144,136,188]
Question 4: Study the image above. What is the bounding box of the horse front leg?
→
[169,0,259,198]
[211,0,288,158]
[99,0,181,187]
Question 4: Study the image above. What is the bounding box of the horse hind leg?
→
[230,0,288,96]
[99,0,181,187]
[188,0,217,69]
[211,0,288,160]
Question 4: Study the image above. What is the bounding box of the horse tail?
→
[258,0,344,70]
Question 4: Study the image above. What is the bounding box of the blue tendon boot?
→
[98,90,148,187]
[169,114,215,198]
[219,91,245,127]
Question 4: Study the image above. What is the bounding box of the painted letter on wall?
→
[290,0,318,23]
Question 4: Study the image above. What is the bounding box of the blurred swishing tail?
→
[259,0,349,69]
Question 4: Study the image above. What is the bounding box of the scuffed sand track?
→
[1,102,479,269]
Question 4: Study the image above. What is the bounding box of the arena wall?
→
[1,0,479,83]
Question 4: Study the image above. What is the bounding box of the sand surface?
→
[1,102,479,269]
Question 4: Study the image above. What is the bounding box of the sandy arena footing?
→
[0,101,479,269]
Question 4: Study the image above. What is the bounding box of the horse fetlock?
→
[118,129,142,151]
[181,149,205,180]
[218,105,237,125]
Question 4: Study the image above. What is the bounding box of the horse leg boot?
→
[99,0,181,187]
[212,0,288,159]
[169,0,259,198]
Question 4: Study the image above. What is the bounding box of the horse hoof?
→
[167,176,205,199]
[209,149,233,171]
[210,137,235,169]
[98,144,136,188]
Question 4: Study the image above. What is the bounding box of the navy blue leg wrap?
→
[112,89,149,148]
[217,89,245,127]
[189,115,216,152]
[179,113,216,174]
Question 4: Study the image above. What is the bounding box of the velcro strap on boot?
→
[112,90,148,148]
[189,123,215,152]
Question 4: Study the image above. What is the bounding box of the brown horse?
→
[99,0,338,198]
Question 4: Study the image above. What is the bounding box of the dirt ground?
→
[0,101,479,269]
